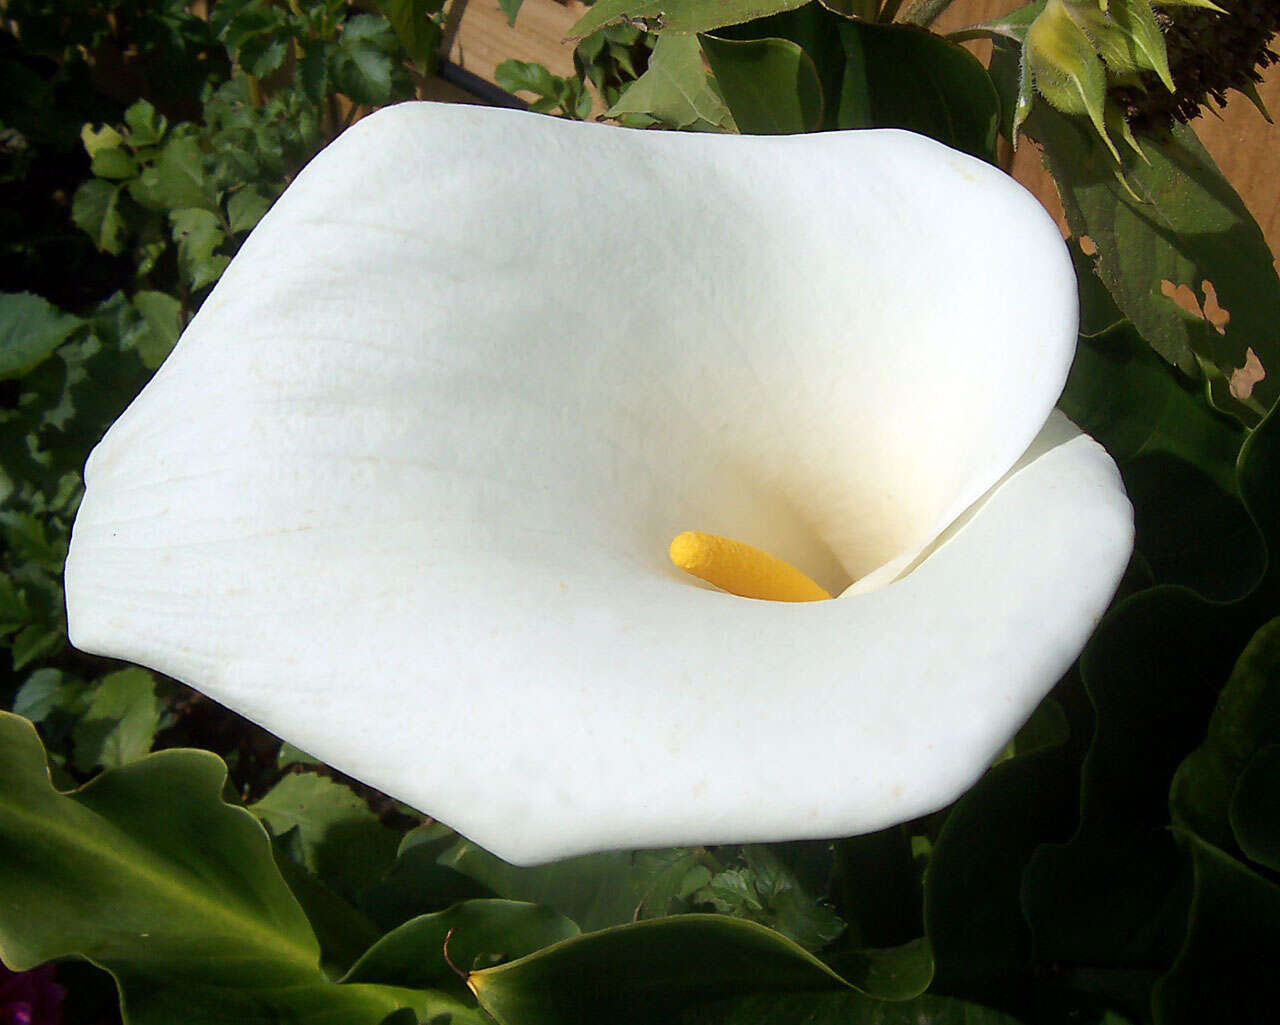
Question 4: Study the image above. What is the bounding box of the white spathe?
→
[65,103,1133,865]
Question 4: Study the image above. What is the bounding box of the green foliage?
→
[4,2,1280,1023]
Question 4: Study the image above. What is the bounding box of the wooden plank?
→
[444,0,1280,255]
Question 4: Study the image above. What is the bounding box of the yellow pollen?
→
[668,531,832,602]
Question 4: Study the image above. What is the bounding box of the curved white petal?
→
[65,104,1131,864]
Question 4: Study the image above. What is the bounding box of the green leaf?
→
[170,207,229,291]
[498,0,524,27]
[1025,104,1280,419]
[0,576,28,635]
[131,290,183,368]
[836,19,1001,163]
[344,899,580,992]
[1151,834,1280,1025]
[699,34,823,134]
[227,187,273,233]
[439,840,649,932]
[679,989,1035,1025]
[468,915,849,1024]
[1169,616,1280,853]
[494,60,564,101]
[11,668,89,723]
[1231,744,1280,872]
[0,712,472,1025]
[1023,589,1251,973]
[1060,324,1242,491]
[691,845,845,952]
[0,292,82,380]
[71,667,162,772]
[147,135,212,212]
[90,146,139,181]
[251,772,399,902]
[359,834,493,931]
[72,179,127,255]
[10,623,63,671]
[336,15,398,106]
[569,0,810,39]
[608,35,733,131]
[1074,0,1175,90]
[80,123,124,159]
[123,100,167,148]
[829,827,922,949]
[925,746,1076,991]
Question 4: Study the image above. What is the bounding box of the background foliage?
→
[1,1,1277,1023]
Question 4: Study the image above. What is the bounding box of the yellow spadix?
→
[669,531,832,603]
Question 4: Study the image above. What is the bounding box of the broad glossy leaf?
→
[378,0,444,67]
[678,990,1034,1024]
[1026,105,1280,418]
[1060,325,1243,494]
[830,827,922,949]
[1169,616,1280,852]
[1230,744,1280,871]
[836,19,999,163]
[699,34,823,134]
[1151,835,1280,1025]
[439,840,656,932]
[569,0,809,39]
[360,836,493,931]
[608,35,733,130]
[251,772,399,902]
[468,915,849,1024]
[0,712,477,1025]
[925,746,1075,991]
[1022,589,1251,971]
[344,899,579,993]
[0,293,82,380]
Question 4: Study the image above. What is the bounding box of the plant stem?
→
[902,0,958,28]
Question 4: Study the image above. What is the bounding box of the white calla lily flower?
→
[65,103,1132,865]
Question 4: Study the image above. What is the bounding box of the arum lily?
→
[64,103,1133,865]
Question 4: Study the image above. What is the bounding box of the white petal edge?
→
[63,104,1126,864]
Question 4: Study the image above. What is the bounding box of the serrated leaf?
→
[0,292,82,380]
[149,135,212,212]
[11,668,89,724]
[71,179,127,255]
[80,123,124,159]
[699,34,823,135]
[90,146,139,181]
[569,0,810,39]
[170,207,227,291]
[71,667,162,772]
[131,290,183,368]
[124,100,166,148]
[251,772,399,902]
[379,0,444,67]
[494,60,563,99]
[344,899,579,992]
[0,712,479,1025]
[10,623,62,671]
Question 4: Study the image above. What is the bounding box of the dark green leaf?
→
[699,34,823,134]
[830,827,922,949]
[90,146,138,181]
[1170,616,1280,853]
[148,135,212,212]
[10,623,63,671]
[678,989,1033,1025]
[498,0,524,28]
[468,915,848,1025]
[344,899,579,992]
[1023,590,1250,973]
[0,293,82,380]
[925,746,1076,992]
[227,187,273,234]
[360,834,493,931]
[1026,105,1280,418]
[836,20,1000,162]
[251,772,399,903]
[0,712,473,1025]
[1230,744,1280,871]
[1151,834,1280,1025]
[170,207,228,291]
[569,0,809,40]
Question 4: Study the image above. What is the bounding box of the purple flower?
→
[0,963,64,1025]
